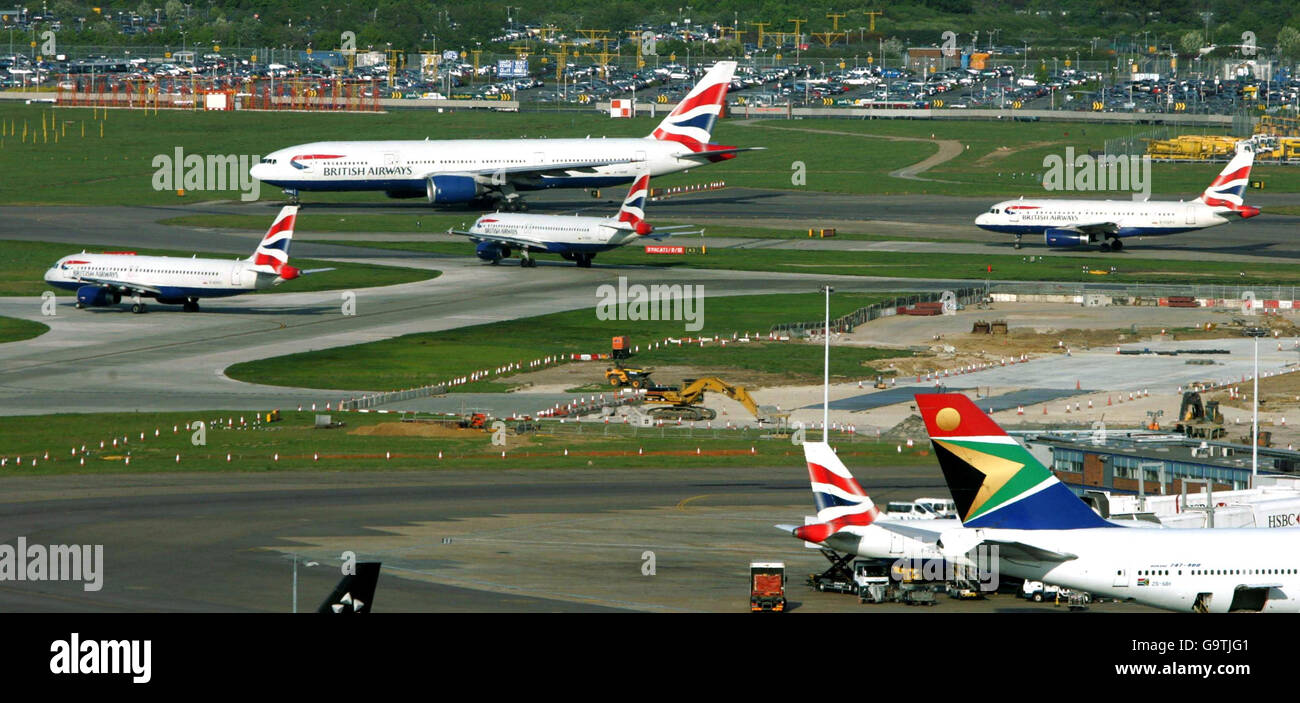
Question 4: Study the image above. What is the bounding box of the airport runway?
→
[0,204,967,416]
[0,463,1155,613]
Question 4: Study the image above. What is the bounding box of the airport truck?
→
[750,562,786,612]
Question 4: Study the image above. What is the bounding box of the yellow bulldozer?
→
[641,376,788,424]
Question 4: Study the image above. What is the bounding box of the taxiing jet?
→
[249,61,757,210]
[909,392,1300,612]
[974,142,1259,251]
[44,205,328,313]
[448,170,696,267]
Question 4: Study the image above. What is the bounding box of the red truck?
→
[750,561,786,612]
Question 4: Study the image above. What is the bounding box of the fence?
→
[341,384,447,411]
[54,75,383,112]
[770,286,986,336]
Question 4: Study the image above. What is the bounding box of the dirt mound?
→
[881,414,927,440]
[350,422,479,439]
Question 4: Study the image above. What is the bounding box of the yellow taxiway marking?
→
[676,494,712,512]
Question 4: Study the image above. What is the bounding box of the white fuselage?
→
[44,253,273,299]
[975,198,1231,240]
[470,212,639,255]
[966,526,1300,612]
[249,138,702,197]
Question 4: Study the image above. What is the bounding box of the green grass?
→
[3,103,1285,205]
[324,239,1300,286]
[0,239,438,296]
[0,316,49,343]
[227,292,908,392]
[0,410,934,474]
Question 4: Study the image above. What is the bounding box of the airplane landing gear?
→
[520,253,537,268]
[1110,238,1123,251]
[1014,234,1022,250]
[130,303,147,314]
[183,299,200,312]
[283,188,300,205]
[575,254,594,268]
[1099,241,1111,252]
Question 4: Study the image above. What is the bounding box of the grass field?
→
[0,410,933,474]
[226,292,908,392]
[322,238,1300,286]
[0,316,49,343]
[2,102,1289,205]
[0,239,439,296]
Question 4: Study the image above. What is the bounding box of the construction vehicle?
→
[1175,391,1226,440]
[264,409,282,423]
[604,363,654,389]
[873,376,888,390]
[611,335,632,360]
[749,561,786,612]
[641,376,788,424]
[459,412,489,429]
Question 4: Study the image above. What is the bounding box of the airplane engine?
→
[426,175,483,204]
[475,241,509,261]
[76,285,112,307]
[1044,228,1091,248]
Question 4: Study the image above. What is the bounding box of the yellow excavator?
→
[641,377,787,424]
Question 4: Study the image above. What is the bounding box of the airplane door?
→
[889,533,904,555]
[229,263,240,286]
[1113,567,1130,587]
[534,152,546,167]
[1185,205,1197,225]
[383,152,401,167]
[1007,208,1021,224]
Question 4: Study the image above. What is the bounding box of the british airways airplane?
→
[44,205,327,313]
[248,61,756,210]
[448,170,696,267]
[974,142,1259,251]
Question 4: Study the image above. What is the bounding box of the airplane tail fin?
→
[317,561,380,614]
[249,205,301,280]
[914,393,1114,529]
[1198,143,1259,218]
[615,170,652,235]
[791,441,882,543]
[649,60,736,156]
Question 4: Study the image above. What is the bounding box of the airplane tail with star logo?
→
[914,393,1114,530]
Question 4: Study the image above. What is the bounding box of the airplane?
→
[974,141,1259,251]
[44,205,328,313]
[908,392,1300,612]
[774,440,957,562]
[448,169,697,267]
[317,562,381,614]
[248,61,757,210]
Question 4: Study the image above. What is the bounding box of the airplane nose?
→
[250,162,270,181]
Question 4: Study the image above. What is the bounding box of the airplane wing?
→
[1063,222,1120,236]
[73,276,164,296]
[297,267,335,275]
[868,520,948,543]
[430,156,650,182]
[979,539,1078,563]
[676,146,766,160]
[447,228,547,250]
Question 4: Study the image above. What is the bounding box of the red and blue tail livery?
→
[915,393,1115,530]
[1199,143,1259,218]
[792,441,882,544]
[616,173,651,235]
[252,205,299,279]
[650,61,739,160]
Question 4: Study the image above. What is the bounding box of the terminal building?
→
[1023,430,1299,495]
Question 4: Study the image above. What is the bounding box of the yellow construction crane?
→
[748,21,770,49]
[827,12,846,30]
[788,18,808,43]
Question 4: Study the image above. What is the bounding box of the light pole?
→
[291,554,320,613]
[821,284,833,435]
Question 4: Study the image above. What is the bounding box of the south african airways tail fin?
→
[914,393,1115,530]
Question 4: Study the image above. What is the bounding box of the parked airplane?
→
[448,170,696,267]
[974,142,1259,251]
[774,441,956,561]
[910,392,1300,612]
[44,205,326,313]
[248,61,756,210]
